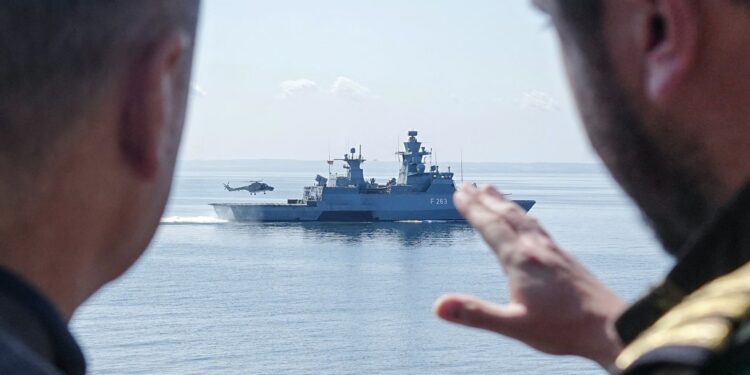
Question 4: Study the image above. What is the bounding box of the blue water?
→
[71,161,672,374]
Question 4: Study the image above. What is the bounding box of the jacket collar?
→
[0,267,85,374]
[616,182,750,344]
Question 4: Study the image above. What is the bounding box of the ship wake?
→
[160,216,228,225]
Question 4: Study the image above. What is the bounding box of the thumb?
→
[434,294,527,336]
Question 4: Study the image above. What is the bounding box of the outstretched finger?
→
[454,188,518,247]
[476,186,528,231]
[434,294,527,337]
[478,186,549,236]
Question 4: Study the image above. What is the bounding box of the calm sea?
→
[71,160,672,375]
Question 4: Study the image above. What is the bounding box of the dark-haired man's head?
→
[536,0,750,254]
[0,0,200,318]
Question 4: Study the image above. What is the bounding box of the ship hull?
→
[212,199,536,222]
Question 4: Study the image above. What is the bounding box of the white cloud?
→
[278,79,319,99]
[276,77,377,101]
[520,90,560,112]
[328,76,375,101]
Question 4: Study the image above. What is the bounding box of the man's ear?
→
[119,32,190,180]
[644,0,700,102]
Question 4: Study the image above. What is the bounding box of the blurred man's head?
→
[536,0,750,254]
[0,0,200,317]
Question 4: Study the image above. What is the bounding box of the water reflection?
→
[222,221,475,247]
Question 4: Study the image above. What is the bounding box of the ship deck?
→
[210,203,307,207]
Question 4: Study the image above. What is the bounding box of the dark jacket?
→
[0,268,85,374]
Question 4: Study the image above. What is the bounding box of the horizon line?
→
[178,158,602,165]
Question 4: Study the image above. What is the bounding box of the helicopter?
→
[223,181,275,195]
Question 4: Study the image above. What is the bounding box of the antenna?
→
[396,135,401,163]
[359,144,362,160]
[460,149,464,185]
[327,142,334,180]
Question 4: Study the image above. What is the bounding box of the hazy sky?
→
[181,0,598,163]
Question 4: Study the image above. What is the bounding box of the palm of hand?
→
[434,185,625,367]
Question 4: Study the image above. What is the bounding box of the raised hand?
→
[434,185,626,368]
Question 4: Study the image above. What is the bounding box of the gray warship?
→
[211,131,535,222]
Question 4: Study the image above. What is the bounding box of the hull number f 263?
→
[430,198,449,206]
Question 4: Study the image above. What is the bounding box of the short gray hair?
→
[0,0,199,165]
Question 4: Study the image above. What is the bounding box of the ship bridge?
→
[396,131,454,192]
